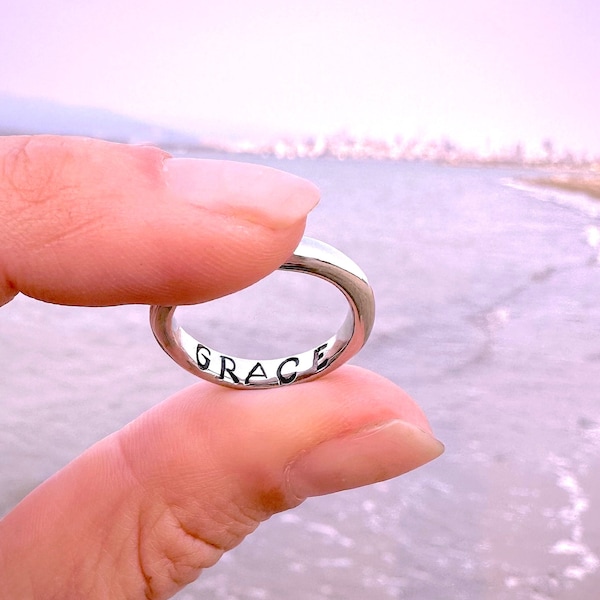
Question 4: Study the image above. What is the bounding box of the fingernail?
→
[288,421,444,498]
[163,158,320,229]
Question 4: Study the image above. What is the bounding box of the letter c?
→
[277,356,300,385]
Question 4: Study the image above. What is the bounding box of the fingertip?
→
[287,419,444,498]
[163,158,320,230]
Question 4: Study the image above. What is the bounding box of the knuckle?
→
[136,504,220,598]
[136,499,259,599]
[0,136,76,206]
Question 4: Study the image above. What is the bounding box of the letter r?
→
[219,355,240,383]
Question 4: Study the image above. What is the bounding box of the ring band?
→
[149,237,375,389]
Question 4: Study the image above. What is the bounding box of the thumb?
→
[0,367,443,600]
[0,135,319,306]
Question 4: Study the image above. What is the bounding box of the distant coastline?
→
[188,134,600,171]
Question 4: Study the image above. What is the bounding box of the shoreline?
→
[523,173,600,200]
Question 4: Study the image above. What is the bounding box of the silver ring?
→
[149,237,375,389]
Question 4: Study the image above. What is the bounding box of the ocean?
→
[1,155,599,599]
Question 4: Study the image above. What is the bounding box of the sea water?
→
[1,156,599,599]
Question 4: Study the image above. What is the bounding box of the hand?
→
[0,136,443,600]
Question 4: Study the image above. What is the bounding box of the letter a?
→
[244,361,268,385]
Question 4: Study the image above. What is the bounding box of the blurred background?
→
[2,0,600,158]
[1,2,600,599]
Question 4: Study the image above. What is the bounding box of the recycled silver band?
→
[149,237,375,389]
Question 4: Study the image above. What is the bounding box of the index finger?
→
[0,136,319,307]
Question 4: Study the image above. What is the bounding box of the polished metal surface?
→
[150,237,375,389]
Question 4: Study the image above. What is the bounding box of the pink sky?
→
[2,0,599,155]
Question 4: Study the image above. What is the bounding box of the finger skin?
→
[0,367,442,600]
[0,136,318,306]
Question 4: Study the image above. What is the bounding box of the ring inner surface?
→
[175,269,348,360]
